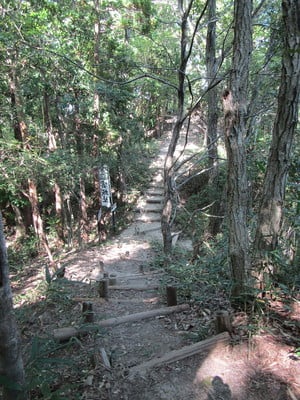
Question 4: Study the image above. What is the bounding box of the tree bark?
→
[223,0,252,298]
[205,0,224,238]
[254,0,300,255]
[0,213,26,400]
[79,176,88,245]
[205,0,218,171]
[43,89,57,151]
[28,179,54,264]
[54,182,65,242]
[161,0,196,254]
[93,0,101,129]
[8,48,28,146]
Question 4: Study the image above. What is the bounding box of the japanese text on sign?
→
[99,165,112,208]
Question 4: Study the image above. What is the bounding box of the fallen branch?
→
[129,332,230,378]
[53,304,190,342]
[72,297,160,304]
[99,347,111,370]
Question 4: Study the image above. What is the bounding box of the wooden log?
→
[129,332,230,378]
[73,297,160,305]
[109,274,117,286]
[97,304,189,328]
[166,286,177,306]
[98,278,109,298]
[215,311,232,333]
[118,271,163,279]
[53,304,189,342]
[82,302,94,323]
[108,285,158,291]
[99,347,111,370]
[53,327,79,342]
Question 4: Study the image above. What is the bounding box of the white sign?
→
[99,165,112,208]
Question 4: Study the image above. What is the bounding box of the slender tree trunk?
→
[79,176,88,245]
[161,1,189,254]
[205,0,223,238]
[205,0,218,171]
[0,213,26,400]
[55,95,67,148]
[54,183,65,242]
[43,90,57,151]
[254,0,300,257]
[28,179,54,264]
[8,49,28,146]
[222,0,252,298]
[64,195,74,248]
[93,0,101,129]
[161,0,208,254]
[11,205,26,239]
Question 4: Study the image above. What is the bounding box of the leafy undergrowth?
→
[9,241,300,399]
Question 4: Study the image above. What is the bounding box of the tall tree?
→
[0,213,26,400]
[161,0,208,254]
[253,0,300,258]
[205,0,218,171]
[222,0,252,298]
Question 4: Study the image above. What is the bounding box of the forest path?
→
[44,123,299,400]
[52,122,300,400]
[58,127,229,400]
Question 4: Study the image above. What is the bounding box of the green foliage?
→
[7,233,39,269]
[25,337,80,400]
[0,375,23,392]
[157,236,230,304]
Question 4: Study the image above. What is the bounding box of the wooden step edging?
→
[53,304,190,342]
[128,331,230,379]
[108,284,159,290]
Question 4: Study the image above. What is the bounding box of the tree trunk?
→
[11,205,26,239]
[205,0,218,171]
[223,0,252,298]
[28,179,53,264]
[0,213,26,400]
[64,195,74,248]
[254,0,300,255]
[93,0,101,128]
[162,119,183,254]
[8,49,28,146]
[54,183,65,242]
[161,1,191,254]
[43,90,57,151]
[205,0,223,238]
[79,176,88,245]
[161,1,209,254]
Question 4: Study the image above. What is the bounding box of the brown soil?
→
[10,126,300,400]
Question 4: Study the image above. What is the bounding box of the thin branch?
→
[176,166,214,190]
[19,41,178,90]
[185,0,209,63]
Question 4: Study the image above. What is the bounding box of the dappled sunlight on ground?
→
[194,335,300,400]
[64,239,153,283]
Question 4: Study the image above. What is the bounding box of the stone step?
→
[135,205,162,213]
[136,213,161,223]
[138,223,161,234]
[146,190,164,196]
[148,183,164,190]
[145,197,163,204]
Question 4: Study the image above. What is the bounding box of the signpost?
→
[99,165,112,208]
[98,165,117,233]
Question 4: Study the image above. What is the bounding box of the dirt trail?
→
[15,123,300,399]
[56,128,299,400]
